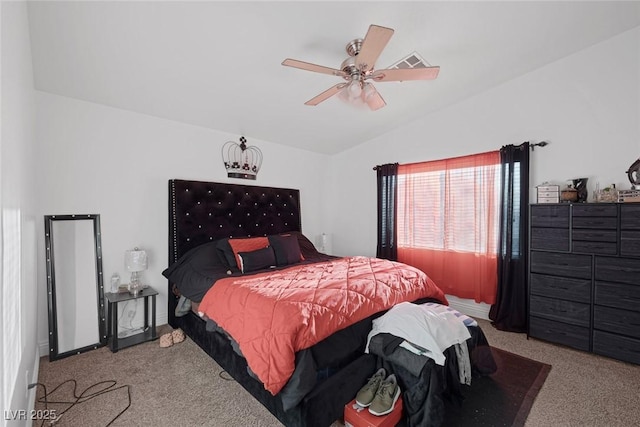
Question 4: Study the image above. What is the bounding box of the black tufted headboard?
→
[167,179,303,327]
[168,179,302,265]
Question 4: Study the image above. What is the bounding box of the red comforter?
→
[197,256,448,395]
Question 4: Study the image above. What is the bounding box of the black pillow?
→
[238,246,276,273]
[162,240,231,302]
[215,238,238,270]
[268,234,303,266]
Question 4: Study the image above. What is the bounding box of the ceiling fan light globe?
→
[337,87,366,109]
[347,80,362,98]
[362,83,376,101]
[352,97,366,109]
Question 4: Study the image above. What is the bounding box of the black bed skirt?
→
[171,311,376,427]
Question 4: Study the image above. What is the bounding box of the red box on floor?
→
[343,396,403,427]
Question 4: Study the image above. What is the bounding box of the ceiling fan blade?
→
[282,58,347,77]
[356,25,394,71]
[304,83,347,106]
[371,66,440,82]
[365,86,386,111]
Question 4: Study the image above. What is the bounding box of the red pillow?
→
[227,237,269,269]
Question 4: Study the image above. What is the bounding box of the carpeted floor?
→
[32,324,281,427]
[32,319,640,426]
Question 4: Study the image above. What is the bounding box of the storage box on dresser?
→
[529,203,640,365]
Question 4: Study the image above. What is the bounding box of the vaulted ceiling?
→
[27,1,640,154]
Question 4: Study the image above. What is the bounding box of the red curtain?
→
[397,151,500,304]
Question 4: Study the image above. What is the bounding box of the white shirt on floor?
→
[365,301,471,366]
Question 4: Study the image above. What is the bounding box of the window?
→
[396,151,501,304]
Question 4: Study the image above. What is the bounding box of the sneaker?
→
[368,374,400,416]
[355,368,386,407]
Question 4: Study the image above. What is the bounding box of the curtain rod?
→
[530,141,548,151]
[372,163,399,171]
[373,141,548,170]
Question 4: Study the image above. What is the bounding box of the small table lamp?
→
[125,247,147,297]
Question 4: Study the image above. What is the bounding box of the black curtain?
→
[376,163,399,260]
[489,143,530,332]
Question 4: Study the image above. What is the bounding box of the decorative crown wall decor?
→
[222,136,263,180]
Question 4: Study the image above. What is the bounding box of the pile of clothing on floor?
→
[364,302,497,427]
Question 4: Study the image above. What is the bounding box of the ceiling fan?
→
[282,24,440,111]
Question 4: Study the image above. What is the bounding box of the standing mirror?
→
[45,214,107,361]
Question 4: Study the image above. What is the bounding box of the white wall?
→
[34,92,330,351]
[1,1,39,424]
[325,28,639,316]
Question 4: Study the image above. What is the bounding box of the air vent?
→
[389,52,430,69]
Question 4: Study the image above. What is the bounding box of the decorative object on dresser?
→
[593,183,619,203]
[572,177,589,202]
[528,203,640,365]
[222,136,262,180]
[125,247,147,297]
[536,184,559,203]
[618,189,640,203]
[560,186,578,203]
[618,157,640,202]
[626,157,640,189]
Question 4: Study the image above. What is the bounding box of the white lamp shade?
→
[320,233,332,255]
[125,249,148,272]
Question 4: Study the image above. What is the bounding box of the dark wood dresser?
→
[529,203,640,365]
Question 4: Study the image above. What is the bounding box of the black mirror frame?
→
[44,214,107,361]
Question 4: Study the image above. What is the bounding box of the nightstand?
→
[104,286,158,352]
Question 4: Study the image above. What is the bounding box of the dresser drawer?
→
[531,205,569,228]
[572,228,617,255]
[572,241,617,255]
[572,229,617,242]
[593,330,640,365]
[537,191,559,199]
[530,251,592,279]
[573,204,617,217]
[531,227,569,251]
[620,230,640,257]
[572,216,617,229]
[538,196,559,203]
[621,205,640,230]
[594,257,640,286]
[594,306,640,339]
[595,281,640,312]
[530,274,590,303]
[529,316,590,351]
[530,295,590,327]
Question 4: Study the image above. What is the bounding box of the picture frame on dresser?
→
[528,203,640,365]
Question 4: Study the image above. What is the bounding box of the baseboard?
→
[27,353,40,410]
[446,295,491,320]
[157,311,168,326]
[38,341,48,358]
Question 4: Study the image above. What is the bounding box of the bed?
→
[165,179,495,427]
